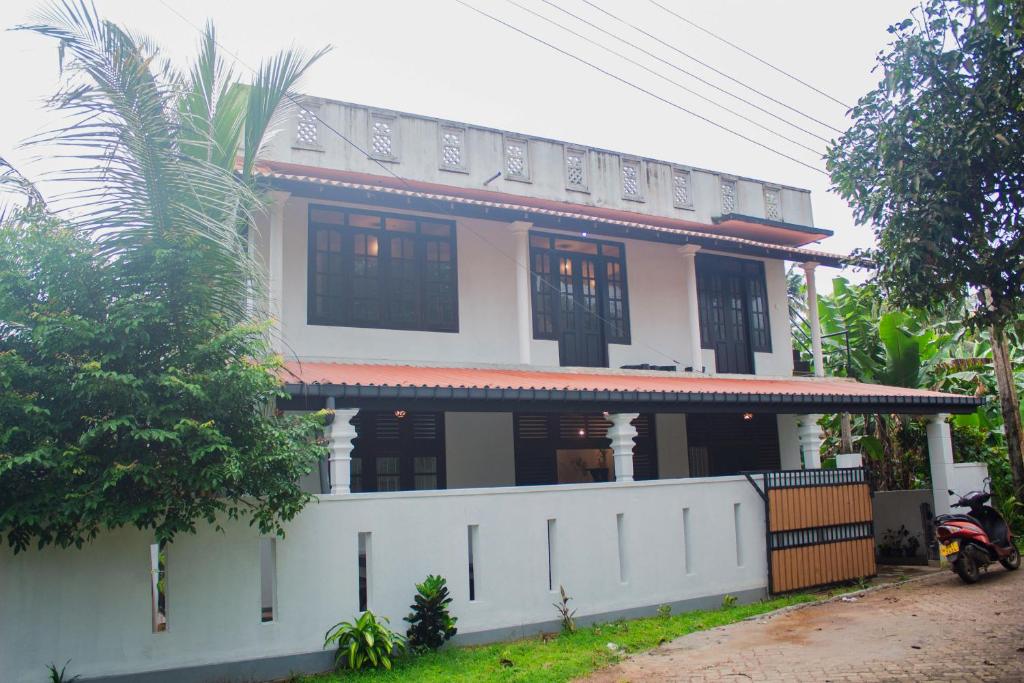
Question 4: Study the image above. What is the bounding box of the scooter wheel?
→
[1000,546,1020,571]
[954,555,980,583]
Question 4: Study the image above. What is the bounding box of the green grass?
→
[303,593,818,683]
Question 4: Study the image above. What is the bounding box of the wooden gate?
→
[749,468,876,594]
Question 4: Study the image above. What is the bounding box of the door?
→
[557,254,607,367]
[700,269,754,374]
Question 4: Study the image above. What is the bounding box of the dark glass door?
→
[557,254,607,367]
[699,270,754,374]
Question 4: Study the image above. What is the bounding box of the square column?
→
[797,414,824,469]
[927,414,955,516]
[679,245,704,372]
[608,412,639,482]
[802,262,824,378]
[511,221,533,365]
[266,190,290,352]
[327,406,359,495]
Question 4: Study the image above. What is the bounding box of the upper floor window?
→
[696,254,771,374]
[672,167,693,209]
[307,206,458,332]
[529,232,630,349]
[564,146,588,192]
[294,105,321,149]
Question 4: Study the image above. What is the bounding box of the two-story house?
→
[254,99,975,496]
[1,98,985,683]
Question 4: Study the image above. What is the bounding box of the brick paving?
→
[585,565,1024,682]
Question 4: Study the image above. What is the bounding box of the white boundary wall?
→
[0,476,766,682]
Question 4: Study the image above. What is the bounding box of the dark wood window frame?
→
[696,254,772,353]
[350,411,447,493]
[307,204,459,333]
[528,231,632,345]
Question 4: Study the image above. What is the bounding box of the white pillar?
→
[267,190,290,352]
[608,412,639,482]
[679,244,704,372]
[802,261,824,378]
[797,414,824,469]
[512,221,533,365]
[327,406,359,495]
[927,414,955,516]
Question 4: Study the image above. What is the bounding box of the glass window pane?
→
[349,213,381,229]
[385,217,416,232]
[310,207,345,225]
[420,222,452,236]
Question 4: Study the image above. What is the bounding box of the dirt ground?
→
[584,564,1024,682]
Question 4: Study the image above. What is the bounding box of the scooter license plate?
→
[940,540,959,557]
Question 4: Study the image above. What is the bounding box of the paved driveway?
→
[586,566,1024,682]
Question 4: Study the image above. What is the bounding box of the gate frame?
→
[746,467,876,595]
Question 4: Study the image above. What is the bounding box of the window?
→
[528,233,630,344]
[621,157,644,201]
[564,146,588,192]
[764,186,782,221]
[307,206,458,332]
[719,178,737,214]
[504,135,530,181]
[696,254,772,353]
[350,411,445,493]
[672,167,693,209]
[368,111,398,161]
[439,124,467,172]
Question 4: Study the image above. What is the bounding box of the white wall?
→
[950,462,990,499]
[776,414,802,470]
[268,195,797,376]
[268,99,816,230]
[444,412,516,488]
[0,478,767,683]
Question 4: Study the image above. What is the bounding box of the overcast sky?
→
[0,0,917,288]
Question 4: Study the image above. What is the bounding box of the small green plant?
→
[553,584,577,633]
[47,661,80,683]
[656,604,672,619]
[498,647,514,667]
[323,610,406,671]
[405,574,458,653]
[721,594,738,609]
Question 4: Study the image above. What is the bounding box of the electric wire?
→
[536,0,830,146]
[506,0,824,156]
[456,0,827,175]
[645,0,852,109]
[153,0,695,366]
[578,0,845,134]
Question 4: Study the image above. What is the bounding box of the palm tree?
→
[16,0,329,323]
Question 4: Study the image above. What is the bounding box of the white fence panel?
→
[0,476,767,682]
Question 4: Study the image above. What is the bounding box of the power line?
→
[531,0,829,146]
[578,0,845,135]
[153,0,692,366]
[645,0,852,109]
[457,0,827,175]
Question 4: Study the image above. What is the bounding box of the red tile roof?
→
[254,160,852,263]
[281,361,980,412]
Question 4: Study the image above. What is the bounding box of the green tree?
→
[828,0,1024,497]
[0,2,330,552]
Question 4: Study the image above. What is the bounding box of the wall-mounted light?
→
[581,231,589,237]
[742,412,754,421]
[394,409,407,419]
[578,428,586,436]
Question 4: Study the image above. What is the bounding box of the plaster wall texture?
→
[0,477,767,683]
[268,99,816,229]
[256,195,795,376]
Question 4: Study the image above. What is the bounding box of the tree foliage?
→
[0,2,330,552]
[827,0,1024,495]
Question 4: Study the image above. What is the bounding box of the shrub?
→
[46,661,80,683]
[323,610,405,671]
[405,574,458,652]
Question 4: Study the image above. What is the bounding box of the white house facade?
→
[0,99,985,683]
